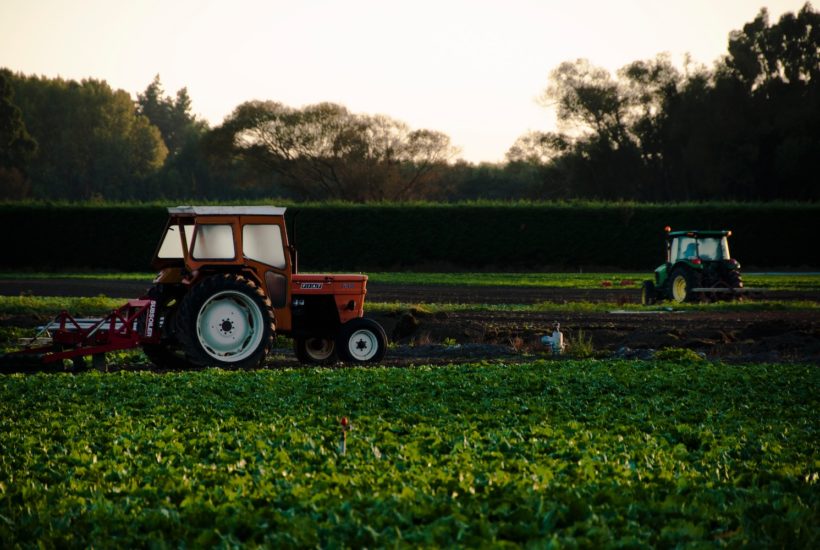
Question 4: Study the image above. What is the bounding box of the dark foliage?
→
[0,70,37,199]
[513,3,819,202]
[1,203,817,271]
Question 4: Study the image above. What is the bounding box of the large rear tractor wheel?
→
[668,268,701,303]
[141,285,196,370]
[726,270,743,289]
[336,318,387,363]
[294,337,337,364]
[176,275,275,369]
[712,270,745,302]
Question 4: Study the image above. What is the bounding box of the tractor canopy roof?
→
[667,229,731,239]
[167,206,287,217]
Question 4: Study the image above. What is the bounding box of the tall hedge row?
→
[3,203,818,271]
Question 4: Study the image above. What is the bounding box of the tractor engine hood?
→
[291,274,368,295]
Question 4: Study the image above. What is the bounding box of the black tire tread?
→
[726,270,743,289]
[141,284,196,370]
[294,337,337,364]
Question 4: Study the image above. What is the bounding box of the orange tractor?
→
[4,206,387,369]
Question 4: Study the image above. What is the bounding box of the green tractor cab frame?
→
[641,227,763,304]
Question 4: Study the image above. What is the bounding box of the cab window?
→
[157,224,194,259]
[243,224,286,268]
[192,224,235,260]
[671,237,697,262]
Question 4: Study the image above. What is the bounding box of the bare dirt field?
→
[370,284,820,364]
[1,279,818,366]
[372,308,820,365]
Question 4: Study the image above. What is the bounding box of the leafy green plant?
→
[655,347,705,362]
[568,328,595,358]
[0,327,28,353]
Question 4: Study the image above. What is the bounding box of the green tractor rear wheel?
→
[669,268,700,303]
[726,270,743,289]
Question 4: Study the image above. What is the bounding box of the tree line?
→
[1,4,817,202]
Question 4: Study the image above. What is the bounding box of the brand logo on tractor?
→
[300,282,323,289]
[146,300,156,338]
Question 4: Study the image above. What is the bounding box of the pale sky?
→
[0,0,809,163]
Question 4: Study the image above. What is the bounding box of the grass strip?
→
[0,272,155,281]
[2,272,818,290]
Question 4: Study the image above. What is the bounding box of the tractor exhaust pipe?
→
[289,210,299,274]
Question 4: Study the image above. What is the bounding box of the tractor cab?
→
[666,230,733,265]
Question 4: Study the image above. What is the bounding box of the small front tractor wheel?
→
[337,318,387,363]
[176,275,275,368]
[669,268,700,303]
[295,337,337,364]
[640,280,657,306]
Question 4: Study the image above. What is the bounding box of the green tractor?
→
[641,227,746,305]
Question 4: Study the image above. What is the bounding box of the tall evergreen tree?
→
[137,75,205,157]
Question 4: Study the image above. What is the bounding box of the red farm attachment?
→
[1,299,159,371]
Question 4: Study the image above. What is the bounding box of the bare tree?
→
[539,59,630,148]
[209,101,458,201]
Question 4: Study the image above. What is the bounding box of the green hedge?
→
[3,203,818,271]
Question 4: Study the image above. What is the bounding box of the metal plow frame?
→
[691,287,766,300]
[3,299,159,367]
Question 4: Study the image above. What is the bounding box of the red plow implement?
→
[1,299,159,371]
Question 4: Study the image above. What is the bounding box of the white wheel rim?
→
[196,290,264,362]
[672,276,687,302]
[305,338,335,361]
[347,329,378,361]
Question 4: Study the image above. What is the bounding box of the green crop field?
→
[1,360,817,547]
